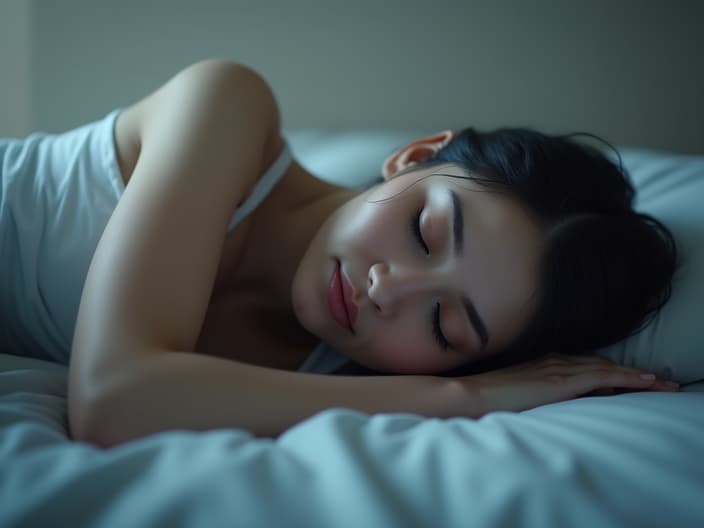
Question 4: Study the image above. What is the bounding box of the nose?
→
[367,262,443,316]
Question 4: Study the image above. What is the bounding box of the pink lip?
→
[327,260,357,332]
[340,266,358,328]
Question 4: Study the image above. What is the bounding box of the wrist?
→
[436,377,485,419]
[346,375,480,419]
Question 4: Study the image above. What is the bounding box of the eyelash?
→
[410,210,449,350]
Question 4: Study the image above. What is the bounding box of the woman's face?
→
[291,163,544,374]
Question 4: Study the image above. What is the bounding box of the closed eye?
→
[410,209,429,255]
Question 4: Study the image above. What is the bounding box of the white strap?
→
[227,142,292,231]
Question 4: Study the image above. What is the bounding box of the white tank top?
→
[1,110,348,373]
[0,110,291,364]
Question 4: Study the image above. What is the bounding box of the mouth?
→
[328,259,357,333]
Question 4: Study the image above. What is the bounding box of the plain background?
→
[1,0,702,153]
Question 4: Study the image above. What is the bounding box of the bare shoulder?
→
[113,59,282,187]
[72,59,285,356]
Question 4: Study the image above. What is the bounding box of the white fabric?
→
[596,148,704,383]
[297,342,349,374]
[227,142,292,230]
[0,111,291,365]
[0,111,125,363]
[1,353,702,528]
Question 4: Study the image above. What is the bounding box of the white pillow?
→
[289,132,704,384]
[597,149,704,383]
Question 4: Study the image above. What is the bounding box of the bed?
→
[1,131,703,527]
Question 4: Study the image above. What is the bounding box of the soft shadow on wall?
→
[18,0,704,153]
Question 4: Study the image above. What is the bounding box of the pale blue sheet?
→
[1,353,703,528]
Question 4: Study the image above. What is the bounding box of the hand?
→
[465,353,679,415]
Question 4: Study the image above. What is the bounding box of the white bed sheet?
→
[1,353,703,528]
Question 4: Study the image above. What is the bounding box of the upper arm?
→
[71,60,280,372]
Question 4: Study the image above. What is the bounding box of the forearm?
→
[68,349,475,447]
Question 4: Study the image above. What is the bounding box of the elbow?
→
[68,340,156,447]
[68,374,132,448]
[68,402,102,447]
[68,384,113,448]
[68,354,108,446]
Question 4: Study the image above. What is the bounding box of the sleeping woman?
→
[0,60,679,446]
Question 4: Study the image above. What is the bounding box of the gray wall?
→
[0,0,31,137]
[6,0,704,152]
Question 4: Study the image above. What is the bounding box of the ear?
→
[382,130,455,180]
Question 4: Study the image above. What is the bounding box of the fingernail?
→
[640,373,656,380]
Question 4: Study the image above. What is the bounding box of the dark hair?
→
[422,127,678,375]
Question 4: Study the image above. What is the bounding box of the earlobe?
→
[381,130,455,180]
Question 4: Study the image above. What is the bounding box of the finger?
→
[647,379,680,392]
[606,366,680,391]
[573,369,663,395]
[584,379,679,396]
[610,367,676,387]
[542,361,654,379]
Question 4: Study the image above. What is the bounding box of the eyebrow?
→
[449,188,490,353]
